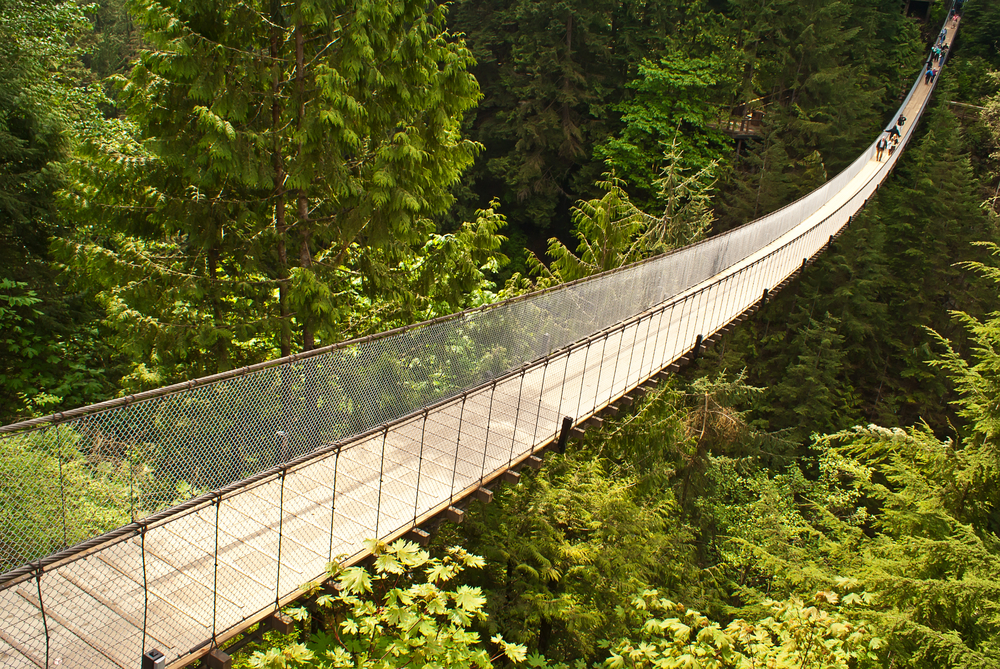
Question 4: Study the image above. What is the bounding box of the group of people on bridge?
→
[875,7,961,164]
[875,114,906,162]
[931,43,948,67]
[925,17,958,85]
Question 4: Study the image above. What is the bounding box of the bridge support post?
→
[759,288,768,309]
[406,527,431,546]
[142,650,166,669]
[692,334,703,361]
[206,649,232,669]
[525,454,544,469]
[556,416,573,453]
[263,612,295,635]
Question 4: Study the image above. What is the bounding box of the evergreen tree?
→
[595,42,738,208]
[714,0,920,231]
[766,312,852,443]
[957,0,1000,70]
[435,428,698,662]
[446,0,716,275]
[62,0,487,385]
[514,156,715,293]
[0,0,122,419]
[710,88,994,437]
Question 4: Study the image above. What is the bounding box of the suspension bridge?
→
[0,17,958,669]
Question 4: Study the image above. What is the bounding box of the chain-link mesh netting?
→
[0,19,947,668]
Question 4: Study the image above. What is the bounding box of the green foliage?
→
[980,75,1000,220]
[0,278,113,422]
[0,0,128,420]
[244,541,526,669]
[527,175,646,286]
[596,52,735,207]
[84,0,142,79]
[599,589,875,669]
[709,88,995,438]
[326,200,510,335]
[0,424,173,570]
[767,312,852,442]
[957,1,1000,70]
[715,0,920,230]
[925,242,1000,533]
[695,419,1000,667]
[0,0,101,268]
[61,0,490,384]
[514,157,715,292]
[448,0,670,230]
[716,128,831,231]
[434,407,700,662]
[695,252,1000,663]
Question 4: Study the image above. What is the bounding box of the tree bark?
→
[294,21,315,351]
[207,238,231,372]
[271,0,291,358]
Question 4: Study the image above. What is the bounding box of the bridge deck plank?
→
[16,576,136,669]
[0,636,33,669]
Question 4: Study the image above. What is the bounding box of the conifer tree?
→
[595,51,737,208]
[767,311,852,442]
[62,0,485,383]
[517,157,715,291]
[714,89,994,434]
[0,0,123,418]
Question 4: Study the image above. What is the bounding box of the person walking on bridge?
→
[876,135,888,161]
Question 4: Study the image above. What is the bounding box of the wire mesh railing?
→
[0,10,952,668]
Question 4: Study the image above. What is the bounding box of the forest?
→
[2,0,1000,666]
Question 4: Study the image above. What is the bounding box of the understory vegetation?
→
[4,0,1000,666]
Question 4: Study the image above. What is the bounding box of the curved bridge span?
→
[0,20,958,669]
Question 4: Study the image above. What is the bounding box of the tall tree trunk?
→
[271,0,291,358]
[538,618,552,653]
[294,21,315,351]
[207,238,231,372]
